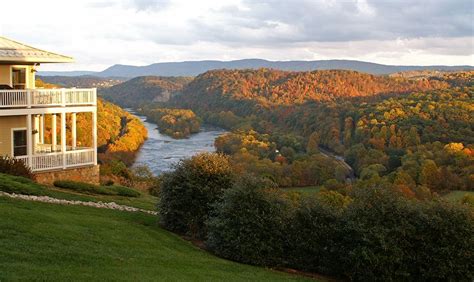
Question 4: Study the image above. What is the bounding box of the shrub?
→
[206,175,288,266]
[0,173,46,195]
[0,156,34,179]
[148,177,161,197]
[159,153,234,238]
[205,183,474,281]
[54,180,140,197]
[336,188,474,281]
[54,180,115,195]
[107,185,141,197]
[407,201,474,281]
[461,194,474,208]
[285,197,342,275]
[335,188,420,280]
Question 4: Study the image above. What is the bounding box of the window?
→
[12,68,27,89]
[13,129,27,156]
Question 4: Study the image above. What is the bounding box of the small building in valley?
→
[0,36,98,184]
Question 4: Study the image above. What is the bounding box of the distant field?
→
[0,197,313,281]
[443,190,474,201]
[282,186,322,195]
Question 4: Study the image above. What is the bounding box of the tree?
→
[159,153,234,238]
[306,131,320,154]
[419,160,440,190]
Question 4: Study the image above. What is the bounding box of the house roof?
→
[0,36,74,64]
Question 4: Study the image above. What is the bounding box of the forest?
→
[152,69,473,280]
[140,107,201,138]
[163,69,473,198]
[100,76,192,107]
[95,69,473,280]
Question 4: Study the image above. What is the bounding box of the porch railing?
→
[15,148,95,172]
[0,88,96,108]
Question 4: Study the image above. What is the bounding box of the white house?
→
[0,36,98,184]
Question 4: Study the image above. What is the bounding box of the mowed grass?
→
[46,187,158,210]
[0,173,157,210]
[0,197,313,281]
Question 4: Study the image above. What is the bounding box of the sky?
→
[0,0,472,71]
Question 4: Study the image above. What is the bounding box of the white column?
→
[92,109,97,165]
[61,112,66,169]
[26,114,32,167]
[39,114,44,144]
[51,114,57,151]
[71,113,77,149]
[33,115,39,152]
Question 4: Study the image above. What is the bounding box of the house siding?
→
[0,65,11,86]
[0,115,26,156]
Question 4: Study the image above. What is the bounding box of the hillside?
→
[173,69,449,110]
[100,76,193,107]
[164,69,473,194]
[0,195,309,280]
[39,59,473,77]
[95,99,148,165]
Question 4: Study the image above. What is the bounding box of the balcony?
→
[15,147,95,172]
[0,88,96,108]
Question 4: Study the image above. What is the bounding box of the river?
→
[129,111,227,175]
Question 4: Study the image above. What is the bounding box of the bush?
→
[0,173,46,195]
[54,180,140,197]
[407,201,474,281]
[285,197,343,275]
[335,188,474,281]
[54,180,115,195]
[148,177,161,197]
[335,188,421,280]
[206,175,288,266]
[107,185,141,197]
[204,183,474,280]
[461,194,474,208]
[0,156,34,179]
[159,153,234,238]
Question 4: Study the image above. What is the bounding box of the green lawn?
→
[443,190,474,202]
[282,186,322,195]
[0,173,157,210]
[0,197,313,281]
[46,187,158,210]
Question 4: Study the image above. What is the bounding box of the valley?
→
[2,2,473,281]
[131,111,227,175]
[8,66,474,282]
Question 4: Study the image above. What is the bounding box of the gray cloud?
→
[186,0,473,44]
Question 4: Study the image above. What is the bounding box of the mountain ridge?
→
[40,59,474,77]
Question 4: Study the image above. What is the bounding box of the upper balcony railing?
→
[0,88,96,108]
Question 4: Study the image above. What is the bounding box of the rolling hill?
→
[100,76,192,107]
[171,69,449,112]
[39,59,474,78]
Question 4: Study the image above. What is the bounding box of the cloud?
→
[128,0,171,11]
[187,0,474,44]
[0,0,471,71]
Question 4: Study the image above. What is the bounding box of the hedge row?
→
[207,180,474,281]
[159,153,474,281]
